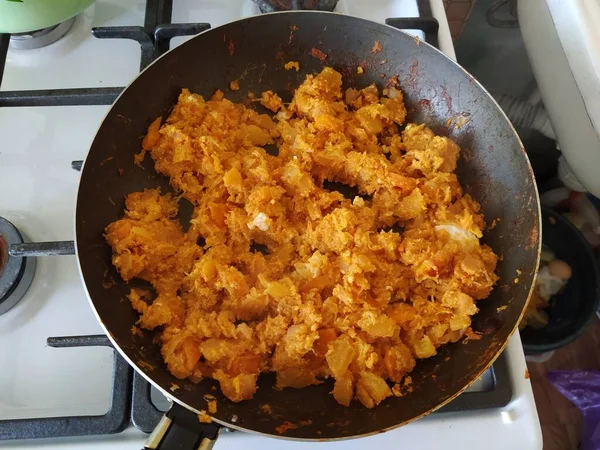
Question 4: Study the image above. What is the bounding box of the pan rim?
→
[73,9,542,441]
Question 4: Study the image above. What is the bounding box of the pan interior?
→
[75,11,540,440]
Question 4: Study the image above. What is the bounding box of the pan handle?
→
[144,403,222,450]
[9,241,75,257]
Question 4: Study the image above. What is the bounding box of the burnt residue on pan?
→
[440,86,453,113]
[403,60,419,90]
[310,47,327,61]
[288,24,299,44]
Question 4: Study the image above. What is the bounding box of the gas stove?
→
[0,1,542,449]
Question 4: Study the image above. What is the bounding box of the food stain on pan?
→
[310,47,327,62]
[526,224,538,250]
[118,167,124,176]
[513,215,524,228]
[479,317,504,335]
[169,382,180,392]
[474,346,502,368]
[386,75,400,87]
[102,268,116,289]
[461,147,474,163]
[114,114,132,125]
[418,99,431,110]
[326,419,350,428]
[496,305,508,313]
[237,63,268,84]
[100,156,114,166]
[275,420,312,434]
[137,360,156,372]
[445,113,471,130]
[288,25,298,44]
[131,325,143,337]
[440,86,453,113]
[228,39,235,56]
[403,60,419,89]
[260,404,273,414]
[371,40,382,53]
[525,369,530,379]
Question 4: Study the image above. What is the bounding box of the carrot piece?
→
[141,117,162,151]
[314,328,337,357]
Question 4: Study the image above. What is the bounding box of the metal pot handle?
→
[9,241,75,256]
[144,403,222,450]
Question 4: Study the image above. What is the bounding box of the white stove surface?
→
[0,0,540,449]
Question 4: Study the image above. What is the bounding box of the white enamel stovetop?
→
[0,1,541,449]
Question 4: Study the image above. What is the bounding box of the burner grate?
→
[92,22,210,72]
[387,0,440,48]
[438,352,512,413]
[0,0,441,108]
[0,0,209,107]
[131,372,165,433]
[0,336,132,440]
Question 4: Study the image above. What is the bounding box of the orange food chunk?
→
[284,61,300,71]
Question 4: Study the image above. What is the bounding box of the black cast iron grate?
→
[0,336,132,440]
[0,0,210,106]
[0,0,439,107]
[0,0,512,440]
[386,0,440,49]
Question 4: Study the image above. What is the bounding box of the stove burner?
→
[0,217,36,315]
[9,16,76,50]
[252,0,339,13]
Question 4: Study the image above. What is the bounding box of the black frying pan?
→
[73,11,540,449]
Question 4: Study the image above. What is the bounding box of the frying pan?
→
[72,11,540,449]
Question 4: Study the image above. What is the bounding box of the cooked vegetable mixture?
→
[105,68,498,408]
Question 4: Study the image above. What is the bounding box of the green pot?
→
[0,0,95,34]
